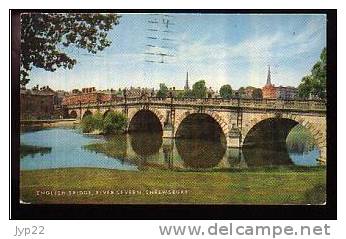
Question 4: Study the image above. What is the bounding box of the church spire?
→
[184,71,190,90]
[266,65,271,85]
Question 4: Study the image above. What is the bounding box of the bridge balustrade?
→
[219,99,230,105]
[283,100,295,108]
[65,97,326,111]
[126,97,141,103]
[312,101,326,110]
[294,101,309,110]
[116,98,124,103]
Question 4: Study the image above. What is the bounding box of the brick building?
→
[125,87,155,98]
[276,86,298,100]
[62,87,119,106]
[262,66,297,100]
[62,86,157,108]
[20,87,54,120]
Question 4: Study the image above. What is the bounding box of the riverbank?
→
[21,119,78,129]
[20,167,326,204]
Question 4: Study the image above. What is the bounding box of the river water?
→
[20,127,320,171]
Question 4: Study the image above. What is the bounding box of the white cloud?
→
[28,15,326,91]
[167,18,325,89]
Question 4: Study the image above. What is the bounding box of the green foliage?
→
[183,89,194,98]
[298,76,314,98]
[238,87,245,97]
[80,111,127,134]
[286,124,316,153]
[156,83,169,98]
[252,88,263,99]
[191,80,207,98]
[20,13,120,86]
[175,90,195,99]
[175,91,184,99]
[80,115,94,133]
[219,84,233,99]
[298,47,326,99]
[93,111,104,131]
[103,111,128,134]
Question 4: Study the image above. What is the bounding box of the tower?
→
[262,65,277,99]
[184,71,190,90]
[266,65,271,85]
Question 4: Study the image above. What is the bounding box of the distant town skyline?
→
[27,13,326,91]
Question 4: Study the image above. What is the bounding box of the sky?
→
[27,13,326,91]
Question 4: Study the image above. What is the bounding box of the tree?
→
[298,47,326,99]
[252,88,263,99]
[93,111,104,131]
[192,80,207,98]
[156,83,169,98]
[175,91,184,99]
[238,87,245,97]
[219,84,233,99]
[80,115,94,133]
[103,111,128,134]
[298,76,314,98]
[20,13,120,86]
[80,111,103,133]
[183,89,194,98]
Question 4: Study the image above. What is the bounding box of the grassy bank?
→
[20,167,326,204]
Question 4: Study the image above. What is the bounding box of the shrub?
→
[103,111,128,134]
[80,115,94,133]
[93,111,104,131]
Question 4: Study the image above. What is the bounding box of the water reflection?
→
[130,132,162,158]
[242,141,293,167]
[162,139,174,169]
[101,134,128,164]
[20,144,52,158]
[20,128,320,171]
[175,139,226,168]
[20,128,137,171]
[126,133,319,168]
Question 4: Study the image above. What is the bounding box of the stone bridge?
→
[64,97,327,163]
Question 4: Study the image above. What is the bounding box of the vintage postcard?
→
[14,11,330,208]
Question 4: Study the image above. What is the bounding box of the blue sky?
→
[28,13,326,91]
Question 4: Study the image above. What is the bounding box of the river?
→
[20,127,320,171]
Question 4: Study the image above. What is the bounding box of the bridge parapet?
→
[150,97,326,111]
[64,97,326,112]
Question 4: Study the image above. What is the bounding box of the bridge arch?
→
[175,111,228,168]
[175,111,228,142]
[82,110,93,119]
[69,110,78,119]
[241,113,326,163]
[128,109,164,133]
[103,109,113,118]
